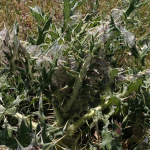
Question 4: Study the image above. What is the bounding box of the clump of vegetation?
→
[0,0,150,149]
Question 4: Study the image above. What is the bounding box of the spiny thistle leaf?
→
[140,46,150,66]
[16,119,31,147]
[0,124,17,149]
[63,0,71,23]
[125,0,150,16]
[124,78,143,96]
[9,96,22,108]
[0,105,16,117]
[101,129,114,149]
[30,6,46,24]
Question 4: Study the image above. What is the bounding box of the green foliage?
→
[17,119,31,147]
[30,6,48,24]
[0,0,150,149]
[0,123,17,149]
[63,0,85,26]
[125,0,150,16]
[28,6,52,45]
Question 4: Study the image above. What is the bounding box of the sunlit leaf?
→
[125,78,143,96]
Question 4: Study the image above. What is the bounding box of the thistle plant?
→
[0,0,150,149]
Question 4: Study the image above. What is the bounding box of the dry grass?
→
[0,0,63,40]
[0,0,149,40]
[0,0,119,40]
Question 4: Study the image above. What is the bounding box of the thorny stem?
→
[64,53,93,112]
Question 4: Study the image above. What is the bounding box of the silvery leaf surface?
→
[111,9,124,27]
[110,9,136,48]
[0,29,10,65]
[45,41,65,57]
[36,55,52,72]
[88,22,112,44]
[0,29,6,41]
[121,28,136,48]
[26,45,42,57]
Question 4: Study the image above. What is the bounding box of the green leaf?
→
[63,0,71,23]
[125,78,143,96]
[49,31,59,39]
[0,105,16,117]
[30,6,45,23]
[74,19,83,33]
[30,97,39,105]
[11,20,19,36]
[107,96,121,115]
[36,16,52,45]
[83,13,93,22]
[129,46,141,61]
[71,0,86,12]
[0,124,17,149]
[58,38,64,45]
[17,119,31,147]
[27,35,36,45]
[42,142,53,149]
[109,69,118,81]
[101,129,114,149]
[140,46,150,66]
[125,0,140,16]
[69,0,77,8]
[64,25,72,41]
[0,69,10,75]
[42,16,52,32]
[125,0,150,17]
[39,91,46,125]
[2,51,11,61]
[42,124,51,143]
[107,68,118,93]
[9,96,22,108]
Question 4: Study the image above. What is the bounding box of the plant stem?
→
[64,53,93,112]
[65,100,116,136]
